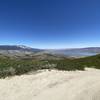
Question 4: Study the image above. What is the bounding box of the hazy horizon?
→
[0,44,100,49]
[0,0,99,48]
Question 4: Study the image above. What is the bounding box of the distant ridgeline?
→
[0,45,100,57]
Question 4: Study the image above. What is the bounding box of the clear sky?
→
[0,0,100,49]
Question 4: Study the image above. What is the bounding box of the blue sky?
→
[0,0,100,48]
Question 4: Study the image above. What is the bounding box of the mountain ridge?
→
[0,45,99,57]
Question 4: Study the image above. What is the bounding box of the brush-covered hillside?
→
[0,54,100,78]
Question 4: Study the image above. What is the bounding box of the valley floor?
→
[0,68,100,100]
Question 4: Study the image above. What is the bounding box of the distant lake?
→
[52,50,98,57]
[64,52,97,57]
[65,52,97,56]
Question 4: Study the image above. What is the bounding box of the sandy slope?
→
[0,68,100,100]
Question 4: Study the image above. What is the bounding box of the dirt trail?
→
[0,68,100,100]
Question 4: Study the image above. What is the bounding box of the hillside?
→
[0,54,100,78]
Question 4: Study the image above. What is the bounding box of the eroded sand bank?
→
[0,68,100,100]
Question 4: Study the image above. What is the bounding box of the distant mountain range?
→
[0,45,100,58]
[0,45,41,52]
[0,45,42,58]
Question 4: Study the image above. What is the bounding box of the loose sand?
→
[0,68,100,100]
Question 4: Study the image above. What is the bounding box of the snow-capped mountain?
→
[0,45,42,57]
[0,45,41,51]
